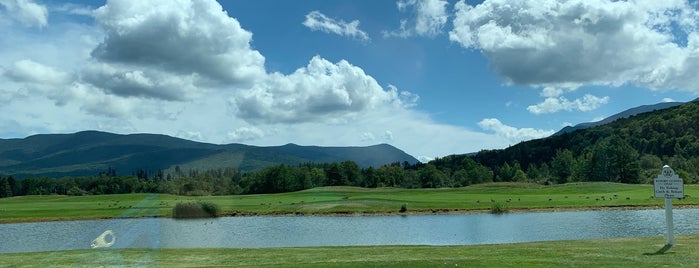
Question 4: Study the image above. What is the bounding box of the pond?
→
[2,208,698,253]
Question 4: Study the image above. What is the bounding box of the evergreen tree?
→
[551,149,574,184]
[0,178,11,198]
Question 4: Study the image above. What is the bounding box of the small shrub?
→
[200,202,219,216]
[399,203,408,213]
[67,186,87,196]
[173,201,220,219]
[490,202,509,214]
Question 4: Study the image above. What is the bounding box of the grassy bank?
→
[2,235,699,267]
[1,182,699,223]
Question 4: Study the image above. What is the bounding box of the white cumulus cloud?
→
[527,95,610,114]
[384,130,394,141]
[85,0,266,100]
[478,118,555,143]
[385,0,448,38]
[450,0,699,93]
[0,0,48,28]
[360,132,376,141]
[303,10,370,42]
[231,55,417,124]
[450,0,699,115]
[4,59,72,86]
[662,97,676,103]
[227,126,265,142]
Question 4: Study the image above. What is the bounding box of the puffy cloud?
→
[231,55,417,124]
[478,118,555,143]
[384,130,394,141]
[662,97,676,102]
[81,62,200,101]
[177,131,204,142]
[2,60,77,106]
[85,0,265,100]
[303,11,370,42]
[385,0,448,38]
[227,126,265,142]
[527,94,610,114]
[52,3,94,16]
[360,132,376,141]
[449,0,699,93]
[4,59,72,86]
[0,0,48,28]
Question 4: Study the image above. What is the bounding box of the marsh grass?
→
[173,201,219,218]
[490,202,509,214]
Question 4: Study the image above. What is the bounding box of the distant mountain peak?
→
[553,101,684,136]
[0,131,418,178]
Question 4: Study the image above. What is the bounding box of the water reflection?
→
[1,208,697,253]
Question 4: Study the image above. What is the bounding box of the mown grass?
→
[2,235,699,267]
[1,182,698,223]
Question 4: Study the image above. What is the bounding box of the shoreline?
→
[5,234,699,267]
[3,204,699,224]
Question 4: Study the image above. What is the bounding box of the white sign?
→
[654,166,684,199]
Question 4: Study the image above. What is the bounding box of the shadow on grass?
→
[643,244,673,255]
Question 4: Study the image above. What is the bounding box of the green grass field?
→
[2,235,699,267]
[2,183,699,267]
[1,182,698,223]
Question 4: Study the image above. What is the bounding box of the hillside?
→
[0,131,418,178]
[443,98,699,184]
[553,101,685,136]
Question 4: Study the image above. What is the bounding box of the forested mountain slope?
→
[450,98,699,184]
[0,131,418,178]
[553,101,685,135]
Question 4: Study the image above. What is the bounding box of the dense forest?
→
[0,161,443,197]
[471,98,699,184]
[1,99,698,198]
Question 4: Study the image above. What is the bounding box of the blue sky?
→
[1,0,699,161]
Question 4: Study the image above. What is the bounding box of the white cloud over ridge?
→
[385,0,448,38]
[227,126,265,142]
[0,0,48,28]
[478,118,555,143]
[449,0,699,93]
[303,10,370,42]
[527,95,610,114]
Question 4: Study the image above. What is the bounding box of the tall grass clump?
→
[490,202,509,214]
[173,201,220,218]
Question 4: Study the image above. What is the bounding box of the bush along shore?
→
[172,201,220,219]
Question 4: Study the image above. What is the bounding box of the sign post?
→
[654,165,684,246]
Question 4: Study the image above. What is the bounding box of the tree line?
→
[2,135,691,199]
[0,158,493,197]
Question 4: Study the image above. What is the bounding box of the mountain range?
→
[553,101,685,136]
[0,100,691,179]
[0,131,418,178]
